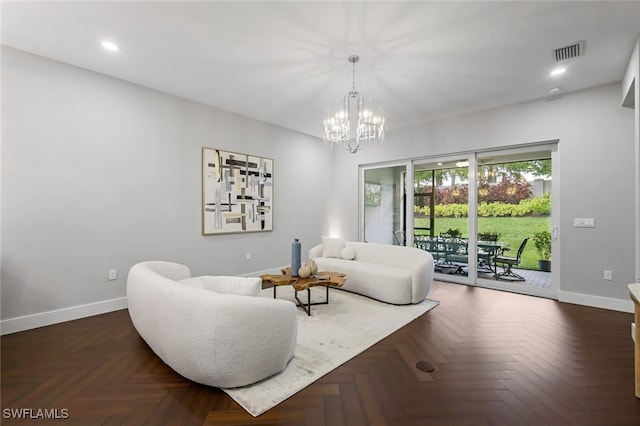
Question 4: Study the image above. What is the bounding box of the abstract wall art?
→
[202,147,273,235]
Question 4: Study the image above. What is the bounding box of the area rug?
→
[222,286,439,417]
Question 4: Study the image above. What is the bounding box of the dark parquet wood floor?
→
[2,281,639,425]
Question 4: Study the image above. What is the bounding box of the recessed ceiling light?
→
[550,67,566,77]
[101,40,120,52]
[548,87,561,93]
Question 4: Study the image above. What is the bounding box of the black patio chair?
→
[494,237,529,281]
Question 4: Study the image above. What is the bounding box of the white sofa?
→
[309,240,434,305]
[126,261,298,388]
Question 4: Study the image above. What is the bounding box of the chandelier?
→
[323,55,385,153]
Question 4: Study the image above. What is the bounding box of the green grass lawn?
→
[414,216,551,270]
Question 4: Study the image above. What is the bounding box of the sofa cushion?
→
[341,246,356,260]
[322,236,345,258]
[179,276,262,297]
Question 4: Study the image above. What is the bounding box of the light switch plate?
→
[573,218,595,228]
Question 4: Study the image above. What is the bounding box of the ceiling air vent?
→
[553,41,585,62]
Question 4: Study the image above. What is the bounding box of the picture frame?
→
[364,182,381,206]
[202,147,273,235]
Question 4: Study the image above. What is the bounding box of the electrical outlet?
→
[109,269,118,281]
[246,252,251,261]
[603,270,612,281]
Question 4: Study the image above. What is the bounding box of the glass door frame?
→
[358,159,412,244]
[473,143,559,299]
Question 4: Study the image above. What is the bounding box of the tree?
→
[415,158,550,202]
[415,167,469,191]
[483,160,551,180]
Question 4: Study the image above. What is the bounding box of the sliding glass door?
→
[360,144,558,299]
[474,146,558,298]
[409,145,558,298]
[413,155,473,285]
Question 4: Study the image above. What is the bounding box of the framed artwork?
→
[202,147,273,235]
[364,182,381,206]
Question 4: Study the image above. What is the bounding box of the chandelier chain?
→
[350,55,358,96]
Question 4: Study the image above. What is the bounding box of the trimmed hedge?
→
[415,193,550,218]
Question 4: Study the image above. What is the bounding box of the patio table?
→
[477,241,509,276]
[414,236,508,276]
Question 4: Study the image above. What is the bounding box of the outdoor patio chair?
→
[494,237,529,281]
[443,238,469,275]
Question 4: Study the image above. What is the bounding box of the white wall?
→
[329,83,636,307]
[622,38,639,282]
[1,47,331,329]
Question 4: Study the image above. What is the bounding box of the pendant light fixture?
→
[323,55,385,153]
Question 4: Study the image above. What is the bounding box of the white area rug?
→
[222,286,439,417]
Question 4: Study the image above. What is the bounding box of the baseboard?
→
[0,267,284,335]
[0,297,128,336]
[558,290,634,313]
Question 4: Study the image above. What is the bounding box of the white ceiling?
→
[2,1,640,139]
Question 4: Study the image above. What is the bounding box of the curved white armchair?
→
[126,261,298,388]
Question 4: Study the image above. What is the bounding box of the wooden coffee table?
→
[260,267,346,316]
